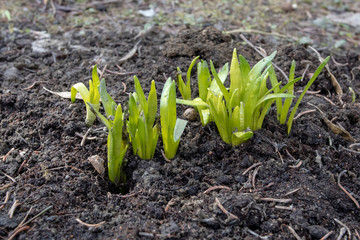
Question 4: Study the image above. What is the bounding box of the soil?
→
[1,1,360,240]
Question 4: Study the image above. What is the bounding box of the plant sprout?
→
[71,65,101,126]
[160,78,188,159]
[127,76,159,159]
[269,56,330,133]
[88,79,128,186]
[177,49,295,145]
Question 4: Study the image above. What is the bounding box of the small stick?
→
[289,160,303,168]
[75,132,97,140]
[293,109,316,120]
[274,205,294,210]
[340,146,360,155]
[337,170,360,209]
[23,81,47,90]
[4,174,16,183]
[334,218,351,239]
[215,197,239,221]
[331,56,348,67]
[9,200,20,218]
[252,165,261,190]
[0,191,10,210]
[2,148,15,161]
[104,69,137,76]
[119,192,139,199]
[319,231,333,240]
[337,227,346,240]
[21,205,53,227]
[0,182,14,190]
[349,143,360,148]
[260,198,292,203]
[7,226,30,240]
[14,206,33,230]
[99,64,107,79]
[81,127,92,146]
[287,225,303,240]
[315,94,336,106]
[164,198,175,212]
[300,90,321,94]
[354,229,360,239]
[161,150,171,163]
[75,218,105,228]
[284,188,301,196]
[122,82,127,93]
[225,28,294,40]
[246,228,271,240]
[204,186,231,194]
[242,162,262,175]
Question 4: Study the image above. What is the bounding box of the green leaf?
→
[248,51,276,81]
[197,60,211,101]
[176,67,190,100]
[287,56,330,134]
[134,76,148,114]
[174,118,188,142]
[210,60,230,103]
[231,131,253,146]
[147,80,157,126]
[176,98,209,108]
[99,79,117,117]
[87,102,111,130]
[186,56,200,86]
[280,60,296,124]
[71,82,89,103]
[92,65,100,102]
[229,48,241,103]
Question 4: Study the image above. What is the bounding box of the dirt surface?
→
[1,1,360,239]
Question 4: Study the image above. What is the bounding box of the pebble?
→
[183,108,198,121]
[307,225,329,239]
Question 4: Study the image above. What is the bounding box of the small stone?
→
[183,108,198,121]
[307,225,329,239]
[200,218,220,229]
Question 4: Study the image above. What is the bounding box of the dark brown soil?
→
[1,1,360,240]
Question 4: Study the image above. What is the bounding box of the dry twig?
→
[260,198,292,203]
[2,148,15,161]
[75,218,105,228]
[204,186,231,194]
[337,170,360,209]
[319,230,333,240]
[242,162,262,175]
[287,225,303,240]
[215,198,239,221]
[7,226,30,240]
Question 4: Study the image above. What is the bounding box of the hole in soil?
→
[102,155,140,195]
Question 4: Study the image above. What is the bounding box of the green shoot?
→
[176,48,295,145]
[127,77,159,159]
[160,78,188,159]
[176,56,199,100]
[88,79,128,187]
[269,56,330,134]
[349,87,356,103]
[71,65,101,126]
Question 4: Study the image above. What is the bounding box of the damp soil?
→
[1,21,360,240]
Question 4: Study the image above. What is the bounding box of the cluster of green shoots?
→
[71,68,187,187]
[70,49,329,187]
[177,49,329,145]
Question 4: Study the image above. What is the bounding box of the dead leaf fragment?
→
[119,41,141,64]
[323,117,356,142]
[43,87,82,100]
[88,155,105,174]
